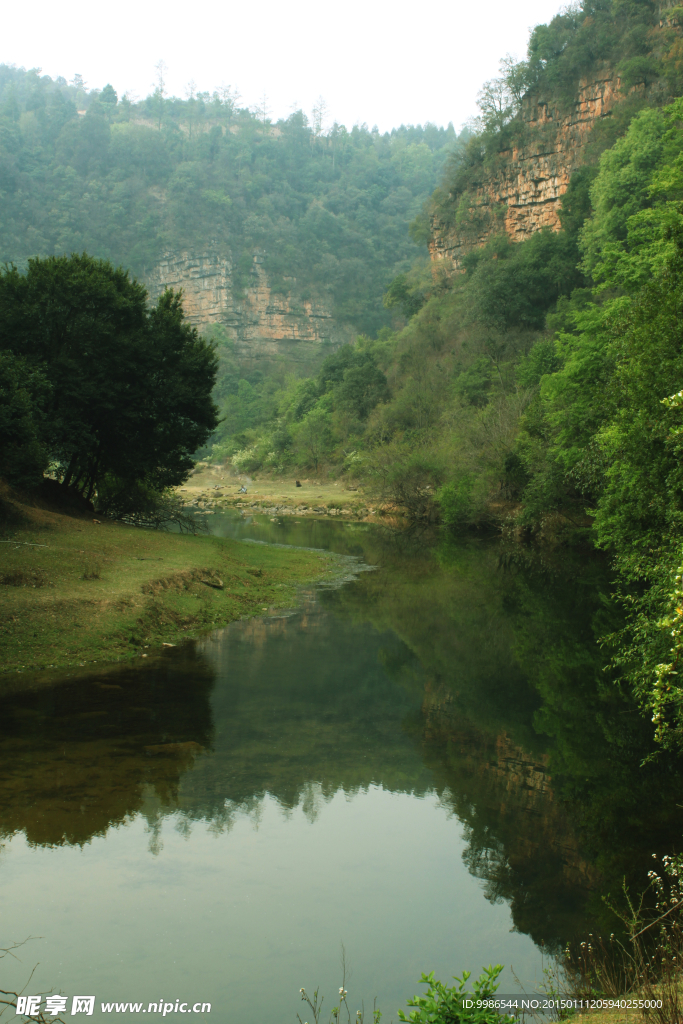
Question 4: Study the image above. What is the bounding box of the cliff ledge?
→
[146,249,353,360]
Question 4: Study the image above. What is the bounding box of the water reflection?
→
[2,520,683,1016]
[0,649,215,847]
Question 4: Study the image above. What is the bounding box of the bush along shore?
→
[0,487,334,681]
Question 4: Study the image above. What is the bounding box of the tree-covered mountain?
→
[0,63,462,336]
[204,0,683,748]
[435,0,683,219]
[6,0,683,748]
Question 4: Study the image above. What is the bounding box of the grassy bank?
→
[178,464,383,519]
[0,494,333,678]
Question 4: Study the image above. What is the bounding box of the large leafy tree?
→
[0,351,50,487]
[0,253,218,500]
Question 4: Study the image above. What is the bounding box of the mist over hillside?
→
[0,64,466,337]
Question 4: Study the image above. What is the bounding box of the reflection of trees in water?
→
[176,608,433,820]
[3,526,683,951]
[0,607,434,849]
[325,527,683,946]
[417,712,598,951]
[181,780,333,840]
[0,649,216,848]
[500,543,683,914]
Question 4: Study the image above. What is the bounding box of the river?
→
[2,515,683,1022]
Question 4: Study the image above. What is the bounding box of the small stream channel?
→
[2,515,683,1022]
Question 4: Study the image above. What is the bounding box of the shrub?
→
[398,964,505,1024]
[437,474,476,528]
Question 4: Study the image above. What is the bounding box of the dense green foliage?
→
[209,8,683,747]
[0,253,218,504]
[398,965,504,1024]
[0,64,461,336]
[0,350,49,486]
[436,0,683,219]
[433,94,683,745]
[211,217,589,505]
[6,0,683,745]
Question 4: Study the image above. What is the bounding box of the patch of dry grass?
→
[577,1009,640,1024]
[181,466,364,509]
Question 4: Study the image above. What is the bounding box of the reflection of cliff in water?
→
[3,528,683,954]
[326,530,683,946]
[418,686,599,950]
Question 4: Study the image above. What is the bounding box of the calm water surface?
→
[2,516,683,1022]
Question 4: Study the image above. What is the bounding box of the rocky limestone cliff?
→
[146,249,353,361]
[430,70,662,270]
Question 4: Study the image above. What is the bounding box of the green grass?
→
[0,497,331,678]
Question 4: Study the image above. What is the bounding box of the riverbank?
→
[178,465,384,520]
[0,493,333,679]
[178,467,579,539]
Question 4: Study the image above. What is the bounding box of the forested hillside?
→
[209,0,683,746]
[6,0,683,746]
[0,64,461,336]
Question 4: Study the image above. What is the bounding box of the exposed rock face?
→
[147,250,233,326]
[146,249,353,360]
[430,70,661,270]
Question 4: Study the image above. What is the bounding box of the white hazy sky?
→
[3,0,565,132]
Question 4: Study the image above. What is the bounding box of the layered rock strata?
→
[430,70,661,270]
[146,249,353,360]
